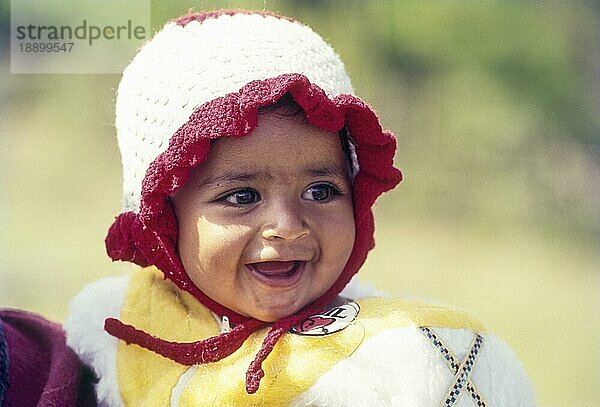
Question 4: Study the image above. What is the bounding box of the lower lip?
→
[246,261,306,288]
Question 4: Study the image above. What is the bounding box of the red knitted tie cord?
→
[243,278,354,393]
[105,306,326,393]
[104,279,351,394]
[245,326,287,393]
[104,317,267,365]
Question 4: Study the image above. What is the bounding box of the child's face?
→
[172,110,355,322]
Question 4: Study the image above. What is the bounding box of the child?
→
[65,10,536,406]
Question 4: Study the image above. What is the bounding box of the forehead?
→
[194,111,348,179]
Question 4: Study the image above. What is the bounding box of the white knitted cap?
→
[115,11,354,212]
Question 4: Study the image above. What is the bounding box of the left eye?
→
[222,189,260,206]
[301,184,339,202]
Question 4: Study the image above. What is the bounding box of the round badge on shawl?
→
[290,302,360,336]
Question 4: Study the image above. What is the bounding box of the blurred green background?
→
[1,1,599,405]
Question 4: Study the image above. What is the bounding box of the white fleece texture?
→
[64,275,129,407]
[340,274,388,300]
[290,327,536,407]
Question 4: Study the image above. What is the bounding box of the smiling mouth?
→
[246,261,306,288]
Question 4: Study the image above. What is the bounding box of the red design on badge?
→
[290,302,360,336]
[298,316,336,333]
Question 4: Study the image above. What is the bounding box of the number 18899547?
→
[18,42,74,53]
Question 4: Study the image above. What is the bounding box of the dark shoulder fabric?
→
[0,319,8,406]
[0,309,97,407]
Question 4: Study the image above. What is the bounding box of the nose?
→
[261,199,310,241]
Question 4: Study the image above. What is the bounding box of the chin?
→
[252,310,292,323]
[252,302,305,323]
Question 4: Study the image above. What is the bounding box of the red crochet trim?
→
[105,73,402,393]
[175,9,298,27]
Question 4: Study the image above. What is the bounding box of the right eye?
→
[221,189,261,206]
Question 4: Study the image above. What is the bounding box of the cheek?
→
[336,218,356,264]
[194,219,251,265]
[320,205,356,265]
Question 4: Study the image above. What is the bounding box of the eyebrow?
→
[198,163,349,188]
[197,171,259,188]
[305,164,348,180]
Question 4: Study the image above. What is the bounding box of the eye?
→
[221,189,261,206]
[302,184,340,202]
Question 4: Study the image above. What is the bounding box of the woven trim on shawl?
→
[419,327,487,407]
